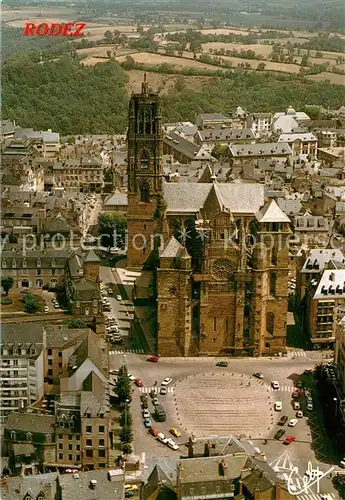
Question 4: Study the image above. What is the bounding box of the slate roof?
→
[68,330,107,378]
[2,472,59,500]
[1,120,15,135]
[177,454,249,483]
[277,198,302,216]
[163,183,211,213]
[314,269,345,299]
[295,216,330,231]
[103,192,128,206]
[229,143,292,157]
[160,236,185,258]
[301,249,345,273]
[2,323,43,344]
[84,249,100,263]
[45,326,90,348]
[278,133,317,143]
[215,183,265,214]
[5,412,55,434]
[73,278,100,300]
[256,200,291,223]
[59,470,124,500]
[197,128,255,142]
[164,132,215,161]
[1,249,69,269]
[272,114,299,133]
[142,464,176,499]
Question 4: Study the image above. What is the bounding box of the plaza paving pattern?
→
[173,372,274,438]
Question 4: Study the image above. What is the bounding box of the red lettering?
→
[48,23,63,36]
[62,23,74,36]
[72,23,86,37]
[36,23,49,36]
[23,23,35,36]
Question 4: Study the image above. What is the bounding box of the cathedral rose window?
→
[211,258,235,280]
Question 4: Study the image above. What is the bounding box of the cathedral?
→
[126,77,291,357]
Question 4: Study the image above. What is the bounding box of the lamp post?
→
[125,398,130,427]
[334,397,338,417]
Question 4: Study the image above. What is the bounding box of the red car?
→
[283,435,295,445]
[149,426,159,436]
[147,355,159,362]
[135,378,143,387]
[292,390,300,398]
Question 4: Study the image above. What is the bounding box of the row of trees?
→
[115,365,133,455]
[98,213,127,249]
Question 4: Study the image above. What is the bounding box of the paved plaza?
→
[173,372,274,438]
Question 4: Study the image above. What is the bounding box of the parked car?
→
[307,403,313,411]
[144,417,152,428]
[293,401,300,410]
[161,377,173,386]
[170,428,181,438]
[297,381,303,388]
[167,440,179,450]
[160,387,167,395]
[340,459,345,468]
[274,429,285,440]
[152,398,159,406]
[296,410,303,418]
[278,415,288,426]
[140,394,148,403]
[292,390,300,398]
[274,402,283,411]
[157,433,168,444]
[142,409,150,419]
[107,288,114,295]
[150,389,158,398]
[216,361,228,367]
[271,381,280,390]
[125,485,138,492]
[288,419,298,427]
[141,400,148,409]
[116,295,122,301]
[44,306,49,313]
[147,355,159,362]
[110,369,119,375]
[135,378,143,387]
[149,426,159,437]
[253,372,264,379]
[125,492,134,498]
[283,435,295,445]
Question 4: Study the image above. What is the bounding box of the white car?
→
[307,403,313,411]
[288,419,298,427]
[274,402,283,411]
[296,410,303,418]
[116,295,122,301]
[304,390,311,398]
[44,306,49,313]
[142,409,150,419]
[157,433,168,444]
[293,402,300,410]
[161,377,173,386]
[129,375,136,382]
[271,381,280,390]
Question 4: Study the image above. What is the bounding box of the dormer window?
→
[10,430,16,440]
[37,492,45,500]
[12,259,16,268]
[23,258,27,268]
[37,259,41,267]
[2,259,6,268]
[24,494,32,500]
[21,348,26,355]
[26,432,33,442]
[51,258,55,267]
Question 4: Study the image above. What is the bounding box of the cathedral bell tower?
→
[127,75,166,268]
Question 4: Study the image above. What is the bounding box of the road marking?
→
[290,351,307,357]
[108,349,145,355]
[139,387,174,393]
[267,385,297,392]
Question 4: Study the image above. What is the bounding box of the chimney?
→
[330,272,335,281]
[238,480,243,495]
[204,441,210,457]
[219,459,228,476]
[90,479,97,490]
[254,487,260,499]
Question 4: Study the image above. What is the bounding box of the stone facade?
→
[127,80,289,357]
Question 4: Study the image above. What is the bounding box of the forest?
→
[3,56,345,135]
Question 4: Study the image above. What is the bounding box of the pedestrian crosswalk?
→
[109,349,145,355]
[267,385,297,392]
[289,350,307,357]
[139,386,174,394]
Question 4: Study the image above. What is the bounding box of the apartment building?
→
[229,143,292,166]
[52,158,104,193]
[296,249,345,302]
[304,269,345,348]
[196,113,232,130]
[245,113,272,136]
[194,128,255,153]
[0,324,44,421]
[14,128,60,159]
[277,133,318,159]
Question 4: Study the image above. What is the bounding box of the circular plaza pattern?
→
[173,372,274,438]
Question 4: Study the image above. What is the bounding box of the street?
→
[109,351,338,497]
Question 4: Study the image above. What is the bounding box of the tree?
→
[301,55,309,66]
[98,212,127,249]
[22,293,41,313]
[211,144,228,159]
[119,425,133,443]
[121,442,132,454]
[115,364,131,403]
[104,30,113,43]
[257,62,266,71]
[119,408,133,427]
[67,319,88,328]
[0,276,14,296]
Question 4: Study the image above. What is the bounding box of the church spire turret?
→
[142,72,148,95]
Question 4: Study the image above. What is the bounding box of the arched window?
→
[266,312,274,335]
[140,150,149,169]
[37,492,45,500]
[140,184,150,203]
